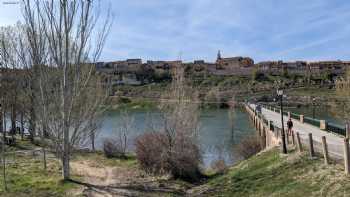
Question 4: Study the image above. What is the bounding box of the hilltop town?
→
[96,51,350,86]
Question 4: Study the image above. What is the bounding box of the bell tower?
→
[217,50,222,61]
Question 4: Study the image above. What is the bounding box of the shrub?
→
[135,132,203,182]
[134,132,166,174]
[135,66,203,182]
[103,138,127,159]
[235,135,263,159]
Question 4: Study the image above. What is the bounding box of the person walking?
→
[287,118,293,136]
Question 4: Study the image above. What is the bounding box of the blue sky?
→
[1,0,350,63]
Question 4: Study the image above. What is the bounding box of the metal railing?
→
[260,103,347,137]
[327,122,346,136]
[303,117,321,128]
[290,112,299,120]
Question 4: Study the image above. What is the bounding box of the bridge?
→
[245,103,347,160]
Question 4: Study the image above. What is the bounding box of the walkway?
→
[250,104,344,159]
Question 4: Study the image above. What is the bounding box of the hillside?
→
[188,147,350,197]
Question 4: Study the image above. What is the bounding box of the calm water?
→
[95,107,256,167]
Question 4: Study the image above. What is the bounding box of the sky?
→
[1,0,350,63]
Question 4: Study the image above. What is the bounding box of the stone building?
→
[216,50,254,70]
[95,51,350,86]
[308,61,350,76]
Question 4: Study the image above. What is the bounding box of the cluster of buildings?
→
[96,51,350,85]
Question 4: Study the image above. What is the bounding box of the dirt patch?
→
[70,158,191,196]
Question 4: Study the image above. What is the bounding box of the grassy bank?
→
[3,138,350,196]
[0,139,134,196]
[189,147,350,196]
[0,139,192,196]
[0,140,79,197]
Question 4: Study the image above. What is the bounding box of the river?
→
[95,107,256,167]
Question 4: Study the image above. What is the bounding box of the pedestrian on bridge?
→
[287,118,293,136]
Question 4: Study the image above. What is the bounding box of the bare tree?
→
[103,110,133,158]
[0,36,7,190]
[228,96,236,140]
[0,24,23,191]
[136,66,203,181]
[20,0,112,180]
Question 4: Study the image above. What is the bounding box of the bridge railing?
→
[261,103,347,137]
[327,122,346,136]
[303,117,320,127]
[246,103,281,147]
[290,112,299,120]
[250,103,350,175]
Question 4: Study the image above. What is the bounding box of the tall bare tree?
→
[228,96,236,140]
[21,0,112,180]
[0,27,9,192]
[0,24,23,191]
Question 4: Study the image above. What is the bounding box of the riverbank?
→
[0,138,192,196]
[3,137,350,196]
[0,138,198,196]
[107,85,338,110]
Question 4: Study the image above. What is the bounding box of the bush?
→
[134,132,166,174]
[235,135,263,159]
[103,138,127,159]
[135,132,203,182]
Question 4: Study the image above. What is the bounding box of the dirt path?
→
[70,159,190,197]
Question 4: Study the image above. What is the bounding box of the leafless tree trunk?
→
[228,96,236,140]
[90,132,95,151]
[20,0,112,180]
[0,27,12,192]
[0,107,6,191]
[20,110,24,140]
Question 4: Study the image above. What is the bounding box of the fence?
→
[245,103,280,148]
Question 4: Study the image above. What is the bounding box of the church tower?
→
[217,50,222,61]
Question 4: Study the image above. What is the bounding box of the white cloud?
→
[2,0,350,63]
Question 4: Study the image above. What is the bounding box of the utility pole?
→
[277,89,287,154]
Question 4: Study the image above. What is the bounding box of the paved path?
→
[250,104,345,159]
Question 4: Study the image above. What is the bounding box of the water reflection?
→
[97,107,256,167]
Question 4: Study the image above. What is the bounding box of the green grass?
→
[0,145,141,197]
[0,153,79,197]
[193,148,350,197]
[122,99,158,110]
